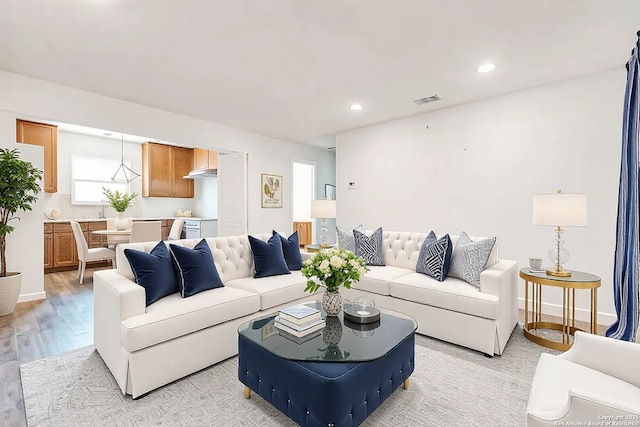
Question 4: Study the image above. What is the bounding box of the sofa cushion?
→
[248,234,291,278]
[354,227,385,266]
[276,230,303,271]
[336,224,363,252]
[449,232,497,288]
[390,273,500,319]
[225,270,310,310]
[124,241,179,306]
[120,286,260,352]
[170,239,224,298]
[416,231,452,282]
[351,266,413,296]
[528,353,640,419]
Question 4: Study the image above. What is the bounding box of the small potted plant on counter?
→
[102,187,138,230]
[0,148,42,316]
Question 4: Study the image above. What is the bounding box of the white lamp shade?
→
[532,193,588,227]
[310,199,336,219]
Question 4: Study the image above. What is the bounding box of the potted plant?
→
[102,187,138,230]
[0,148,42,316]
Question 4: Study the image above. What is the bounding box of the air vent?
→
[414,95,441,105]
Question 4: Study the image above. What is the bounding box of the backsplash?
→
[42,193,142,220]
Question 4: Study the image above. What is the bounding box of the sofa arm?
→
[560,331,640,388]
[479,259,518,298]
[301,250,313,262]
[93,269,146,395]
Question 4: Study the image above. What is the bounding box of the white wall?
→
[337,68,626,325]
[45,131,201,218]
[0,112,45,302]
[0,70,334,300]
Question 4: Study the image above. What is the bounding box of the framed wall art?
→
[261,173,283,208]
[325,184,336,200]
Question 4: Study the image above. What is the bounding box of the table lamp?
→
[532,190,588,277]
[310,199,336,247]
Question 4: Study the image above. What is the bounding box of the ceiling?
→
[1,1,639,148]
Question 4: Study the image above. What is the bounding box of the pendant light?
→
[110,133,140,183]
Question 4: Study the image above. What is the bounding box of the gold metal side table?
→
[519,268,600,351]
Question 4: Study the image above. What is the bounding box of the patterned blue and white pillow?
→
[354,227,385,266]
[448,232,496,288]
[416,231,452,282]
[336,224,363,252]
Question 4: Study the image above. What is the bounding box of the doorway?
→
[292,161,315,247]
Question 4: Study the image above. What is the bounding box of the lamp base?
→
[320,242,330,248]
[546,267,571,277]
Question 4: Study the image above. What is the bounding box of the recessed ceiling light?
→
[350,104,363,111]
[476,63,496,73]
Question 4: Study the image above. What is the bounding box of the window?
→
[71,156,130,205]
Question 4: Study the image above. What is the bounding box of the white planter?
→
[0,272,22,316]
[115,213,128,231]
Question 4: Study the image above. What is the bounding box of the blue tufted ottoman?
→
[237,308,416,427]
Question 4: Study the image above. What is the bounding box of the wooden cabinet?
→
[293,221,312,248]
[142,142,194,198]
[52,223,78,268]
[44,221,110,272]
[193,148,218,170]
[44,223,53,269]
[16,119,58,193]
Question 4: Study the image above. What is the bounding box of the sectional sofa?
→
[93,230,518,398]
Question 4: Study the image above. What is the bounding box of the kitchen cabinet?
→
[45,221,110,272]
[293,221,312,248]
[161,219,174,240]
[16,119,58,193]
[193,148,218,170]
[44,223,53,269]
[142,142,194,198]
[52,223,78,268]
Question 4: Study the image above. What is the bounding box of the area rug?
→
[21,326,553,426]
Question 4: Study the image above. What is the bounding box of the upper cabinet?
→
[142,142,194,198]
[193,148,218,170]
[16,119,58,193]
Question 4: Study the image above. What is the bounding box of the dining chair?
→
[167,219,184,240]
[70,221,116,284]
[129,221,162,243]
[105,217,131,248]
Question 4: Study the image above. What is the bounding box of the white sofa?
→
[526,331,640,426]
[342,231,519,356]
[93,234,317,398]
[93,230,518,398]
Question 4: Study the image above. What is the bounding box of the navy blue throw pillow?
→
[169,239,224,298]
[248,234,291,278]
[124,241,179,306]
[275,230,303,271]
[416,231,453,282]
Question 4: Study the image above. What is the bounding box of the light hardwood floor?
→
[0,268,611,426]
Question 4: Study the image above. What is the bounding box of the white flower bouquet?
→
[301,248,369,293]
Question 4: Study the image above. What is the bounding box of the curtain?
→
[606,33,640,342]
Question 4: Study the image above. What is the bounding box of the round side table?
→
[519,268,600,351]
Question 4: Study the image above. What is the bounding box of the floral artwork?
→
[261,173,282,208]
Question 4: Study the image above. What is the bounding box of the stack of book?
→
[275,304,325,342]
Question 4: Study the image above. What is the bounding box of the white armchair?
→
[526,331,640,426]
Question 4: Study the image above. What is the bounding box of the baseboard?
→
[517,297,616,326]
[18,291,46,303]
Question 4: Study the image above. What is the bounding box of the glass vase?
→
[322,290,343,316]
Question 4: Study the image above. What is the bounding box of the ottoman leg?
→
[403,379,410,390]
[244,386,251,399]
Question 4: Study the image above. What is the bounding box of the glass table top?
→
[237,301,417,362]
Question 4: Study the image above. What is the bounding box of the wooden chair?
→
[70,221,116,284]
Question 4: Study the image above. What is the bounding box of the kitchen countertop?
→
[43,217,217,223]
